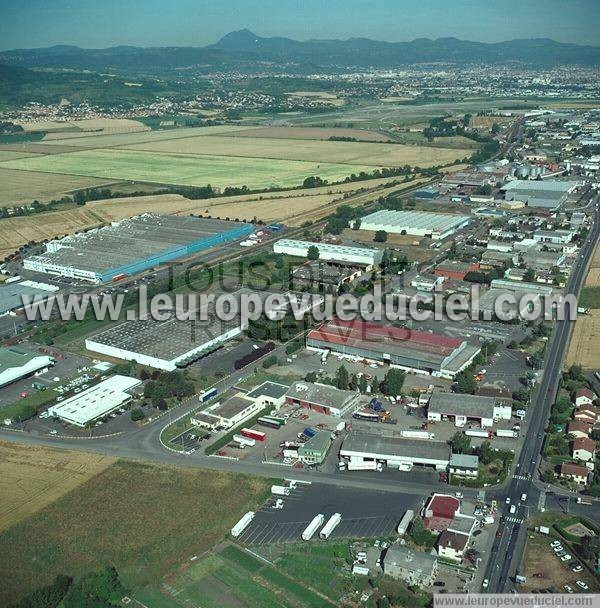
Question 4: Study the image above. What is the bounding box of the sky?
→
[1,0,599,51]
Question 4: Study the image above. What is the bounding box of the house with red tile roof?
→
[575,388,596,408]
[560,462,590,485]
[567,420,593,439]
[572,437,596,462]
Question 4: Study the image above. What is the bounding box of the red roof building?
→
[434,261,480,281]
[423,493,460,532]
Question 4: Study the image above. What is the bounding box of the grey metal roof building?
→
[286,381,361,416]
[428,393,497,420]
[24,214,253,283]
[340,431,451,470]
[501,179,580,210]
[358,210,470,240]
[383,547,438,586]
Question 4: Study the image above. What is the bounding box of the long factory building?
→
[24,214,253,283]
[273,239,383,266]
[357,210,470,241]
[306,317,480,379]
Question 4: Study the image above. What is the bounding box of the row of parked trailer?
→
[302,513,342,540]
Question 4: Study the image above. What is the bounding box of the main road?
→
[482,198,600,593]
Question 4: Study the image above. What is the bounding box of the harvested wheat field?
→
[566,310,600,369]
[227,126,393,142]
[0,459,270,604]
[585,242,600,287]
[0,207,107,258]
[0,441,115,532]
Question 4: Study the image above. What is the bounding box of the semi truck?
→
[396,510,414,536]
[302,514,325,540]
[496,429,519,438]
[399,430,434,440]
[465,429,492,438]
[347,460,383,472]
[258,417,282,429]
[199,388,218,403]
[241,428,266,442]
[231,511,254,537]
[319,513,342,539]
[233,434,255,447]
[271,485,291,496]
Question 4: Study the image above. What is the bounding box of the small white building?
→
[47,375,141,427]
[411,274,444,292]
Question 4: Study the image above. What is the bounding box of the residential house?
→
[575,388,596,408]
[383,547,438,587]
[568,420,593,439]
[572,437,596,462]
[560,462,590,485]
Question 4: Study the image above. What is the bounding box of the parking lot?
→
[236,482,422,545]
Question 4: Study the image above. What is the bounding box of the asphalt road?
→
[481,197,600,593]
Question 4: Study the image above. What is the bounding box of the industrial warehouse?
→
[273,239,383,266]
[0,346,54,388]
[356,210,470,240]
[85,311,242,371]
[47,375,141,427]
[23,214,253,283]
[340,431,452,471]
[427,392,512,428]
[306,317,480,378]
[285,381,361,417]
[499,179,580,210]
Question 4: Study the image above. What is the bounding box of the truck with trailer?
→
[320,513,342,539]
[302,514,325,540]
[397,510,414,536]
[271,484,291,496]
[233,434,255,447]
[347,460,383,472]
[241,428,266,442]
[576,497,592,505]
[258,417,281,429]
[465,429,492,438]
[231,511,254,537]
[496,429,519,438]
[399,430,434,440]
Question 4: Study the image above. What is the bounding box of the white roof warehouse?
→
[48,375,141,427]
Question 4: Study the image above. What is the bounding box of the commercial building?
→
[448,453,480,478]
[427,392,511,428]
[357,210,470,241]
[306,317,480,379]
[245,381,289,409]
[532,229,575,244]
[190,391,264,431]
[340,431,451,471]
[383,547,438,587]
[422,494,461,531]
[501,180,580,210]
[411,274,444,292]
[24,214,253,283]
[291,261,364,294]
[434,261,479,281]
[86,312,242,371]
[285,381,361,417]
[297,431,332,465]
[0,346,54,388]
[521,250,565,271]
[0,280,59,316]
[47,375,141,426]
[273,239,382,266]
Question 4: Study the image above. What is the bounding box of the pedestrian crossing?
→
[505,516,523,524]
[512,474,529,480]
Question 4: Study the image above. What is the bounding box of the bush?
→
[130,408,145,422]
[262,355,278,369]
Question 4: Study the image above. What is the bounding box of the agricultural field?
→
[0,441,115,532]
[0,459,271,605]
[0,206,107,258]
[1,148,382,190]
[0,150,38,161]
[584,242,600,287]
[0,166,112,205]
[123,134,465,167]
[36,124,259,148]
[228,125,393,142]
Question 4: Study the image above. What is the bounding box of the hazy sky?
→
[1,0,599,50]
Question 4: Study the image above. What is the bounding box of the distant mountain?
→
[1,31,599,74]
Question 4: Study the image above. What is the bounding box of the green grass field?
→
[580,286,600,309]
[3,148,381,189]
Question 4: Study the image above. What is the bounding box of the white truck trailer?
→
[231,511,255,537]
[319,513,342,539]
[396,509,414,536]
[233,434,255,447]
[302,514,325,540]
[465,429,491,438]
[271,484,291,496]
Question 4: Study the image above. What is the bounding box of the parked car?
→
[571,564,583,573]
[560,554,571,562]
[576,581,589,590]
[563,585,573,594]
